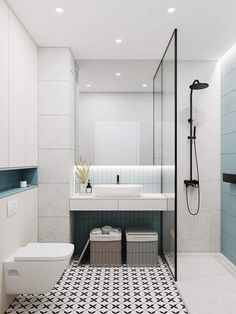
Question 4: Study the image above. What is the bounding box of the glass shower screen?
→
[153,29,177,280]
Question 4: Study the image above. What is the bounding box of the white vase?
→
[80,183,86,194]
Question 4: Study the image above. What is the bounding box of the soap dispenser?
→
[86,180,92,193]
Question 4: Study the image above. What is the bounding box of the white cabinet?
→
[0,188,38,256]
[70,199,118,211]
[0,193,26,258]
[1,10,38,168]
[0,187,38,312]
[0,1,9,167]
[9,11,27,167]
[25,36,38,166]
[119,199,167,211]
[70,194,168,211]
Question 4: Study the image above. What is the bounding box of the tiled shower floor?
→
[6,258,188,314]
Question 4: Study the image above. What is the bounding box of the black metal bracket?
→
[223,173,236,184]
[184,179,199,188]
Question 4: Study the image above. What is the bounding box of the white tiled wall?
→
[38,48,73,81]
[38,81,74,116]
[177,61,221,252]
[38,217,70,243]
[38,48,76,243]
[39,150,74,184]
[39,116,74,150]
[39,183,70,217]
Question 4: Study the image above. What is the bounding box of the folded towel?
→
[102,226,113,234]
[91,226,121,236]
[91,228,102,235]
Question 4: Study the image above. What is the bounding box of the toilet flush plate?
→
[7,199,18,217]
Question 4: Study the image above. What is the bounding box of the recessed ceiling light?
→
[167,7,175,13]
[86,84,92,87]
[115,72,121,76]
[115,39,122,44]
[55,7,64,13]
[142,83,148,87]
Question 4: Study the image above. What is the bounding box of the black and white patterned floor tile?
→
[6,258,188,314]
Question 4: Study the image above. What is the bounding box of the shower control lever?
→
[193,126,196,138]
[188,126,197,139]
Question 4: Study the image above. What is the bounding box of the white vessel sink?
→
[92,184,143,197]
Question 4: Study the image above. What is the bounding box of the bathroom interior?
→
[0,1,236,313]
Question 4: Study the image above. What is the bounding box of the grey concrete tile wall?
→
[38,48,75,243]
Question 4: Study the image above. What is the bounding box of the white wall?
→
[77,92,153,165]
[0,1,38,312]
[0,188,38,313]
[0,0,38,168]
[177,61,221,252]
[38,48,75,243]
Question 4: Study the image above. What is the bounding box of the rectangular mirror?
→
[76,60,159,165]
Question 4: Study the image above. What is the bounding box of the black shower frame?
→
[153,29,177,281]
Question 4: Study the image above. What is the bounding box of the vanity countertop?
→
[70,193,166,200]
[70,193,173,211]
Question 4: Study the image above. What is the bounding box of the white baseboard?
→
[177,252,236,277]
[216,253,236,278]
[177,252,220,258]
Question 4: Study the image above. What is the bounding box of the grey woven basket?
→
[90,240,122,266]
[126,227,158,266]
[126,241,158,266]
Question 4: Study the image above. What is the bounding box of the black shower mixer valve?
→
[184,180,199,188]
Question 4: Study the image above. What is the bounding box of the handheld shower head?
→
[190,80,209,90]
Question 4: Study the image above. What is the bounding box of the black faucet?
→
[116,175,120,184]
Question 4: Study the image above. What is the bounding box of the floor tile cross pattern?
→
[6,258,188,314]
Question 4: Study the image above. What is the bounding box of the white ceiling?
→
[7,0,236,61]
[78,60,159,92]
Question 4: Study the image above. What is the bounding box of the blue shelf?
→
[0,167,38,199]
[0,185,37,199]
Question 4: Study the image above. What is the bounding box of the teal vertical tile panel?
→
[222,111,236,135]
[221,54,236,265]
[221,89,236,115]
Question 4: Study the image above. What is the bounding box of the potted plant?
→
[75,157,91,194]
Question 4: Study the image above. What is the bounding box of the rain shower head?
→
[189,80,209,90]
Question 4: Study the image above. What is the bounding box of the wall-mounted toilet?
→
[4,243,74,295]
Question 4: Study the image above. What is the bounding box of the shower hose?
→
[185,137,200,216]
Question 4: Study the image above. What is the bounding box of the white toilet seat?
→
[13,243,74,261]
[4,243,74,295]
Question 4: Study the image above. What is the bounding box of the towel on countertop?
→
[90,226,121,235]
